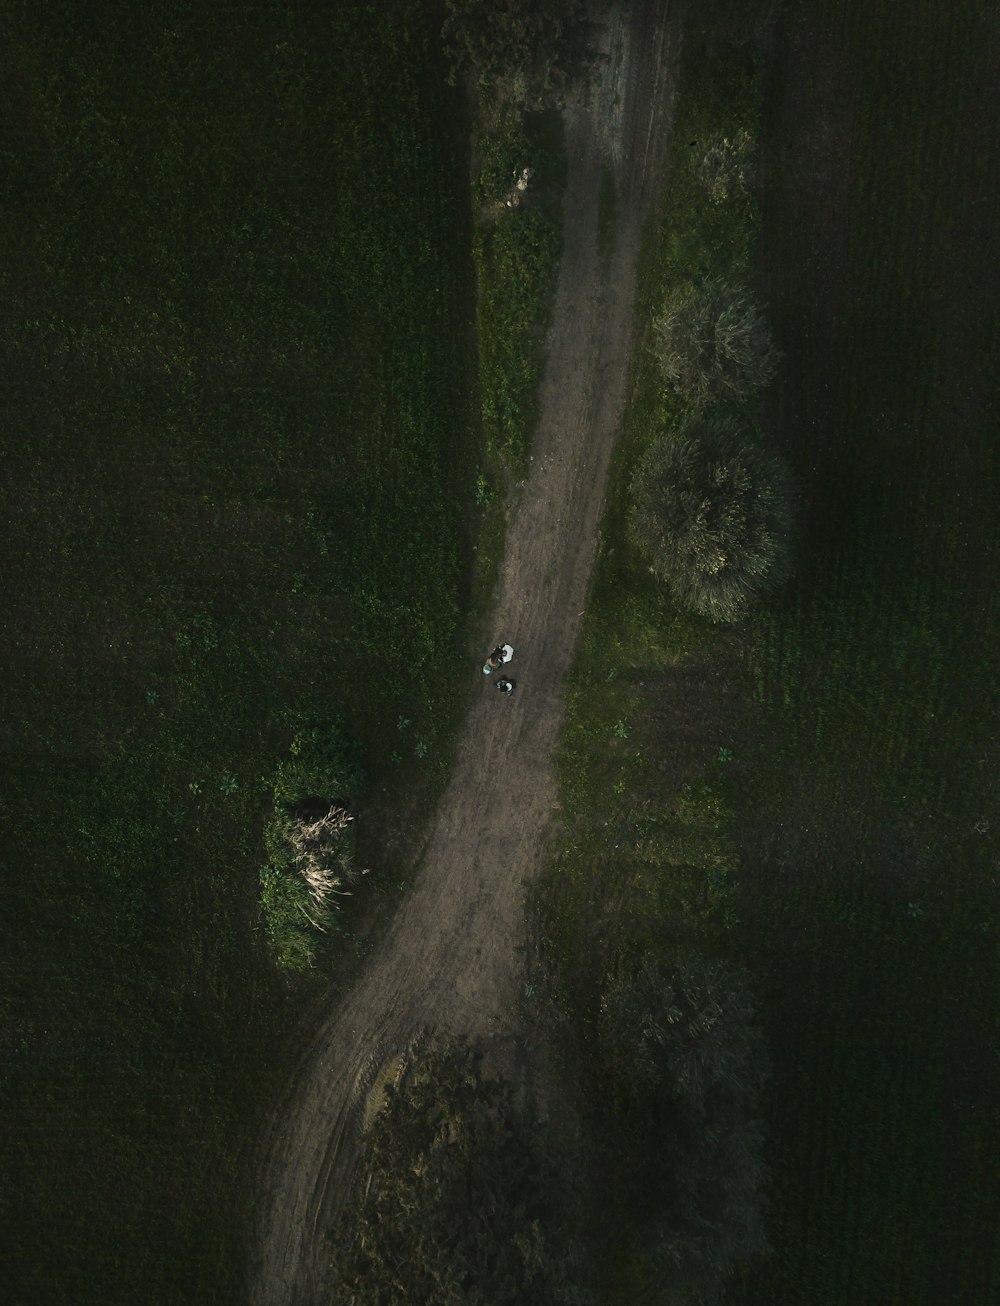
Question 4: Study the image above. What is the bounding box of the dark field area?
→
[4,0,998,1301]
[737,0,1000,1301]
[0,1,476,1300]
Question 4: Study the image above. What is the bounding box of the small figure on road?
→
[483,643,514,674]
[495,677,516,695]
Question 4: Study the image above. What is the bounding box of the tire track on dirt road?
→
[249,4,679,1301]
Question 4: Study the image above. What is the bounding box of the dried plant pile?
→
[282,806,363,914]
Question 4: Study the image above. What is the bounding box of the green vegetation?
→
[442,0,594,109]
[259,727,363,972]
[693,128,756,206]
[531,94,769,1261]
[597,952,770,1304]
[628,415,795,622]
[535,3,1000,1304]
[445,0,576,599]
[0,1,480,1300]
[651,277,778,405]
[329,1035,586,1305]
[472,104,565,480]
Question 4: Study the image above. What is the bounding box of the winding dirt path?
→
[249,4,679,1301]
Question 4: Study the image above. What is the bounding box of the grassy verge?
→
[530,37,768,1304]
[471,102,565,484]
[0,1,479,1300]
[534,24,762,1034]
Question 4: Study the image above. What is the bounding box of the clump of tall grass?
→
[650,277,778,404]
[628,415,796,623]
[260,727,364,971]
[694,128,756,204]
[260,866,325,972]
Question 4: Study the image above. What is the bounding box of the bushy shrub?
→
[628,415,795,623]
[597,951,770,1305]
[329,1035,591,1304]
[650,277,778,404]
[599,952,769,1114]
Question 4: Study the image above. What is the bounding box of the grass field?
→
[0,2,479,1300]
[734,1,1000,1301]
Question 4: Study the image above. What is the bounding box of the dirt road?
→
[249,4,679,1301]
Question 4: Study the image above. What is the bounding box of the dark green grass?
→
[732,1,1000,1302]
[0,2,478,1301]
[609,47,762,548]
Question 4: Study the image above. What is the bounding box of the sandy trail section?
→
[249,4,679,1301]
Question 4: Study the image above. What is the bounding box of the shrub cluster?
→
[442,0,595,109]
[694,129,757,205]
[281,804,360,914]
[650,277,777,405]
[634,172,794,622]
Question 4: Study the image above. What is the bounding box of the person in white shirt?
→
[482,642,514,674]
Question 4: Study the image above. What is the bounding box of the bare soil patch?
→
[248,4,681,1301]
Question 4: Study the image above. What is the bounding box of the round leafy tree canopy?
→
[650,278,779,405]
[628,415,795,623]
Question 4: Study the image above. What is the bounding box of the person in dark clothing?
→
[495,677,516,695]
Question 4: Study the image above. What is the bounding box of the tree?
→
[627,415,795,623]
[597,951,771,1305]
[441,0,595,109]
[650,277,778,404]
[599,952,769,1117]
[329,1036,590,1305]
